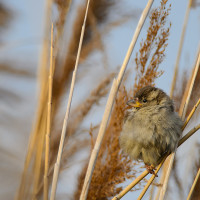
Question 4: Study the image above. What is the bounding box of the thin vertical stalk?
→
[187,168,200,200]
[80,1,154,200]
[112,171,149,200]
[49,1,91,200]
[137,159,165,200]
[15,0,53,199]
[44,24,54,200]
[170,0,192,97]
[179,45,200,118]
[157,44,200,200]
[158,46,200,200]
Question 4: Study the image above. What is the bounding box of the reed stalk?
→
[158,44,200,200]
[79,1,154,199]
[44,24,54,200]
[50,1,91,199]
[137,159,165,200]
[186,168,200,200]
[156,44,200,200]
[112,170,149,200]
[170,0,193,97]
[15,0,53,199]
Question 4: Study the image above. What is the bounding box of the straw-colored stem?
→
[80,1,154,200]
[182,97,200,130]
[49,1,91,200]
[137,158,166,200]
[112,124,200,200]
[112,170,149,200]
[170,0,192,97]
[15,0,53,199]
[178,124,200,147]
[44,24,54,200]
[158,46,200,198]
[186,168,200,200]
[159,44,200,200]
[179,47,200,119]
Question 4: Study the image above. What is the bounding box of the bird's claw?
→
[145,164,158,177]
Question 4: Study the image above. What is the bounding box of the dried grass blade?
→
[186,168,200,200]
[182,97,200,130]
[79,1,154,199]
[170,0,192,97]
[137,159,166,200]
[44,24,54,200]
[158,45,200,199]
[49,1,91,200]
[16,0,53,198]
[112,170,149,200]
[178,124,200,147]
[179,45,200,118]
[159,44,200,200]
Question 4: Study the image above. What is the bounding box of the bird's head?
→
[127,86,174,111]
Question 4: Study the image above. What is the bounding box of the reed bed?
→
[1,0,200,200]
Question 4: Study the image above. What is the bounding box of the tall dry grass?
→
[1,0,200,200]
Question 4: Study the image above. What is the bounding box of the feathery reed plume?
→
[75,87,144,200]
[77,1,172,199]
[134,0,171,93]
[79,1,154,199]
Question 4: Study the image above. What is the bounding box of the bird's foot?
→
[145,164,158,177]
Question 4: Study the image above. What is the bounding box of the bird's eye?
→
[143,99,147,103]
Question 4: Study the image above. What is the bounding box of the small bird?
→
[120,86,183,174]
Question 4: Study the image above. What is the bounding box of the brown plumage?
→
[120,86,183,173]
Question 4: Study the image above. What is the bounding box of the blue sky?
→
[1,0,200,92]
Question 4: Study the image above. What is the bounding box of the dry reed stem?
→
[186,167,200,200]
[183,98,200,130]
[79,1,154,199]
[157,44,200,199]
[178,124,200,147]
[170,0,192,97]
[50,1,91,199]
[137,159,166,200]
[44,24,54,200]
[16,0,53,198]
[158,44,200,200]
[111,170,149,200]
[179,47,200,119]
[112,123,200,200]
[179,45,200,117]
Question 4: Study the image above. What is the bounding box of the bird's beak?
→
[126,98,142,108]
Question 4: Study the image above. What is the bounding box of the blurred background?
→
[0,0,200,199]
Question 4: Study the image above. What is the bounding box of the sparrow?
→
[120,86,183,174]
